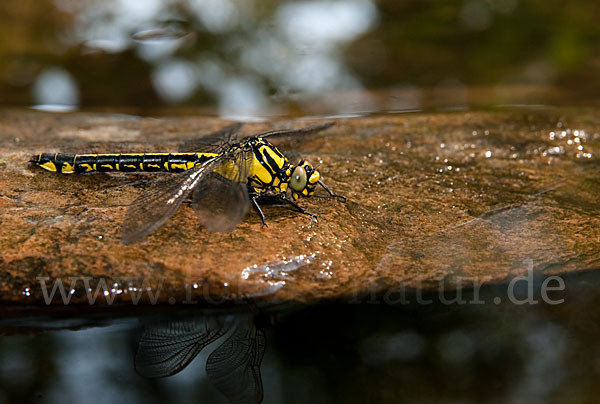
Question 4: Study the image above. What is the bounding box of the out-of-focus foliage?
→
[1,0,599,114]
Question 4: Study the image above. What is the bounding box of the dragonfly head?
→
[289,160,320,200]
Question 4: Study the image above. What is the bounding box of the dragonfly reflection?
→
[135,312,266,404]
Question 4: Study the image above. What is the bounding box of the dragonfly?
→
[30,122,346,243]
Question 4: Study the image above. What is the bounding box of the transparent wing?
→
[206,324,266,404]
[252,122,334,140]
[191,147,252,232]
[179,122,243,153]
[135,317,232,378]
[121,159,217,244]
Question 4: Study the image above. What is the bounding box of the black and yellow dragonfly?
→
[30,122,345,243]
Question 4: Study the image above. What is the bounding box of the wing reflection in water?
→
[135,312,267,404]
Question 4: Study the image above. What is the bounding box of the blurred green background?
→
[1,0,599,115]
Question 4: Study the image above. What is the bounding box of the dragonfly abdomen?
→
[30,152,217,173]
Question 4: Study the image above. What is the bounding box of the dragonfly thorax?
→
[245,137,322,200]
[247,137,293,195]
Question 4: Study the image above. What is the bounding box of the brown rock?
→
[1,109,599,306]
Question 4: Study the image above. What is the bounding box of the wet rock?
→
[1,108,599,305]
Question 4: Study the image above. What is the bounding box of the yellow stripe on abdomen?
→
[39,161,57,172]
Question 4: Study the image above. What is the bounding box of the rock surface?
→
[1,108,599,305]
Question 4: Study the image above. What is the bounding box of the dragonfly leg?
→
[279,196,318,222]
[252,195,267,226]
[318,180,346,202]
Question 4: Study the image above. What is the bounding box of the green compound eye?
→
[290,166,307,192]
